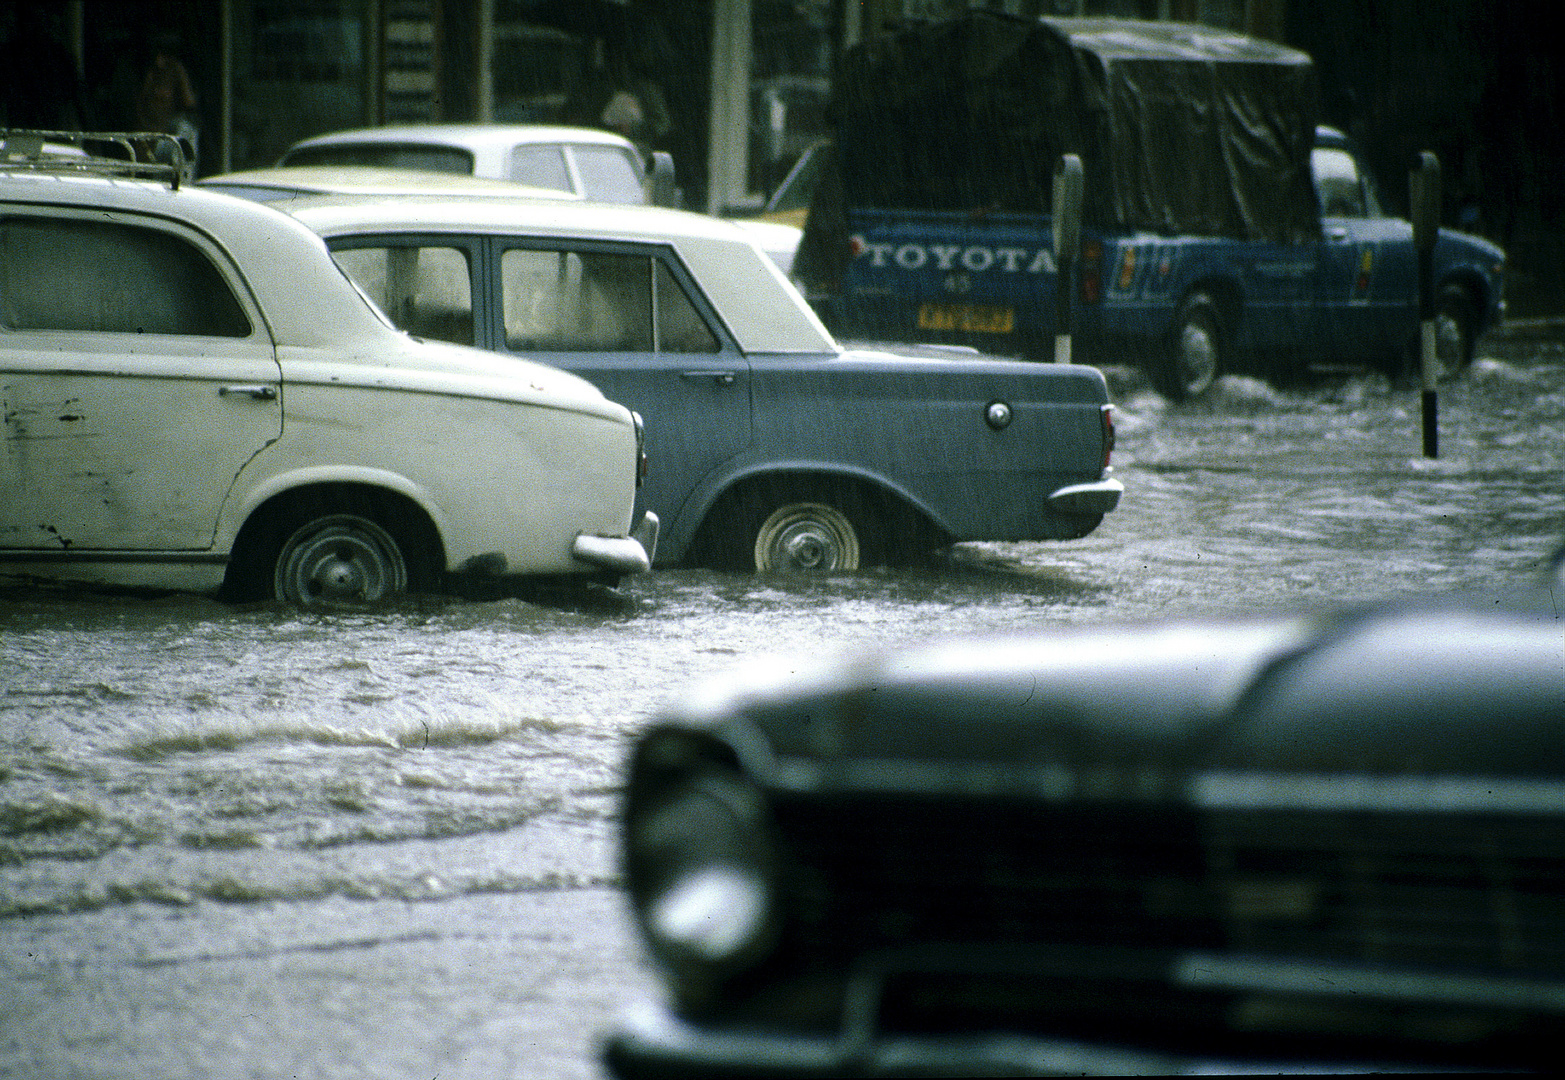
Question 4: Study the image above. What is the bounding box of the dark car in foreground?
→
[605,590,1564,1075]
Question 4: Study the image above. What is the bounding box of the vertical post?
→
[705,0,752,217]
[219,0,233,174]
[475,0,494,123]
[1410,151,1441,458]
[366,0,384,125]
[1052,154,1084,364]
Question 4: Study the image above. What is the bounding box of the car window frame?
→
[561,144,648,205]
[508,143,575,193]
[484,236,739,358]
[323,232,486,344]
[1312,145,1385,221]
[322,230,742,357]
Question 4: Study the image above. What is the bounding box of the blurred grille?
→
[770,796,1565,978]
[774,797,1216,956]
[1209,810,1565,974]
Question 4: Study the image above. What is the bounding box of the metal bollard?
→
[1410,151,1441,458]
[1053,154,1083,364]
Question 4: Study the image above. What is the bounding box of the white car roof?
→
[283,124,641,164]
[198,165,581,202]
[0,171,616,413]
[285,195,837,355]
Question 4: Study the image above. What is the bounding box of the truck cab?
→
[800,14,1505,400]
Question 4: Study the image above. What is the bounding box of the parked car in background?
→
[1,132,652,607]
[605,586,1565,1076]
[280,123,661,204]
[281,194,1121,572]
[275,123,803,275]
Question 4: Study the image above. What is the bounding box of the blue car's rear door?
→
[487,239,753,544]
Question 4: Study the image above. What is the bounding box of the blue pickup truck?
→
[797,14,1506,400]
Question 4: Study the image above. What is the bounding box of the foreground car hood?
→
[669,594,1565,799]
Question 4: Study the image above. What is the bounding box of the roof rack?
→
[1,129,193,189]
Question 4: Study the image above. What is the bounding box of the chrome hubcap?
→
[753,503,860,571]
[1435,311,1466,379]
[275,516,406,607]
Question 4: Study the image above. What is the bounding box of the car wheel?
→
[1434,285,1477,381]
[273,512,410,608]
[751,501,862,571]
[1152,294,1222,401]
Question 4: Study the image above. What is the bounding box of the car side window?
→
[654,260,720,353]
[1313,147,1369,219]
[569,145,646,204]
[501,247,719,354]
[0,216,250,336]
[509,145,574,192]
[331,245,475,346]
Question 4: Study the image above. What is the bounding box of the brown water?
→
[4,348,1562,1079]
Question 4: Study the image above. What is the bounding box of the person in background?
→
[564,36,671,159]
[131,33,198,179]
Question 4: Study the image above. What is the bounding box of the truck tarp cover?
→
[825,12,1320,244]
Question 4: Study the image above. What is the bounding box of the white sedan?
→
[272,124,802,273]
[279,123,662,204]
[1,138,652,607]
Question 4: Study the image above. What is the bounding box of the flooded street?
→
[4,340,1563,1080]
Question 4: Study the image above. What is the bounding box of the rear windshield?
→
[280,143,473,174]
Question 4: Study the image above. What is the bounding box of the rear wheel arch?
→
[223,482,445,604]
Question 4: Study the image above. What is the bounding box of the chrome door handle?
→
[220,384,278,400]
[680,370,737,386]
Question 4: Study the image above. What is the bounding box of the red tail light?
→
[1100,404,1115,471]
[632,411,648,487]
[1080,239,1103,305]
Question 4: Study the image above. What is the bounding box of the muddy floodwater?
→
[4,341,1564,1080]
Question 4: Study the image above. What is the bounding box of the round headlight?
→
[625,772,777,984]
[647,864,769,963]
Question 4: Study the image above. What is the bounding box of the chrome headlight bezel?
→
[623,737,779,1008]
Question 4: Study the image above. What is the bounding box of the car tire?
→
[706,483,878,572]
[1152,293,1223,401]
[273,513,409,608]
[752,501,862,571]
[250,491,437,608]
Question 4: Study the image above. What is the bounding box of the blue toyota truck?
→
[796,13,1505,400]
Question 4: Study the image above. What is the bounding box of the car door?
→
[0,208,281,552]
[1312,143,1419,365]
[488,240,752,529]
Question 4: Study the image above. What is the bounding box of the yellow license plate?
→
[917,302,1015,334]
